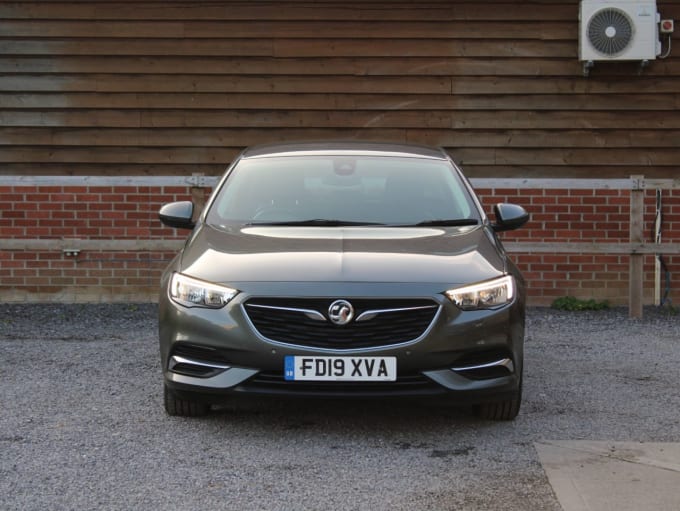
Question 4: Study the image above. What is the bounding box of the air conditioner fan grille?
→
[587,8,634,56]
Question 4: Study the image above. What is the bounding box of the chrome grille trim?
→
[169,355,230,372]
[451,358,514,373]
[355,304,439,322]
[244,303,326,321]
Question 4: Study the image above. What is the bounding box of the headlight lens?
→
[169,273,238,308]
[445,276,515,310]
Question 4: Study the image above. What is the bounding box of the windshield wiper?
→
[245,219,386,227]
[393,219,480,227]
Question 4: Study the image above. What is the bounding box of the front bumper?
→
[159,281,524,404]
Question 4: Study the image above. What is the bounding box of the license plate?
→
[284,356,396,382]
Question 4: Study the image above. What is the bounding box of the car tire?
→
[476,380,522,421]
[163,384,210,417]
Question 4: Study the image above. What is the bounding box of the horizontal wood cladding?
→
[0,39,576,58]
[3,57,680,75]
[5,110,680,129]
[3,146,679,165]
[0,56,602,74]
[3,128,680,148]
[0,21,577,40]
[1,1,679,178]
[0,3,588,22]
[5,75,680,94]
[2,93,678,111]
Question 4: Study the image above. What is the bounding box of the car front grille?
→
[243,298,440,350]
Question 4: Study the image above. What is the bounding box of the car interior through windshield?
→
[207,156,479,227]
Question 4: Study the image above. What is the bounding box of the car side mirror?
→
[159,201,195,230]
[491,203,529,232]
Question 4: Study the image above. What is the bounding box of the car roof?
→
[241,141,449,160]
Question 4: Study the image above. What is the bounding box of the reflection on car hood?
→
[180,224,505,285]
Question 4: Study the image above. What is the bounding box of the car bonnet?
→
[179,224,506,286]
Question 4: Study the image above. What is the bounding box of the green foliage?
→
[551,296,610,311]
[659,303,678,316]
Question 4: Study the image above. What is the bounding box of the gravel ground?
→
[1,304,679,511]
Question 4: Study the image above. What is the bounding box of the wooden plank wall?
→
[0,0,679,178]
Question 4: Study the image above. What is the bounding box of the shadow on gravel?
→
[199,396,504,437]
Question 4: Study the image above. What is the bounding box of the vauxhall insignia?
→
[328,300,354,326]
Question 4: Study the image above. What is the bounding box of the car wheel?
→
[476,380,522,421]
[163,384,210,417]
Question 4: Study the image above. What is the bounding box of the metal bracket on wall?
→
[637,59,650,75]
[631,176,646,190]
[186,173,210,188]
[583,60,594,77]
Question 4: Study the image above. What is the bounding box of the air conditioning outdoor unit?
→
[580,0,660,73]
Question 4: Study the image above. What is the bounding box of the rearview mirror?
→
[491,203,529,232]
[159,201,195,230]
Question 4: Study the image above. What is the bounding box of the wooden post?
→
[190,173,207,223]
[629,175,645,318]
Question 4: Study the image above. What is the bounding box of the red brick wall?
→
[0,185,191,239]
[1,183,679,306]
[0,185,192,302]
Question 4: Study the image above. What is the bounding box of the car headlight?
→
[445,276,515,310]
[169,273,238,309]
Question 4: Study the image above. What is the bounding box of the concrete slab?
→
[535,441,680,511]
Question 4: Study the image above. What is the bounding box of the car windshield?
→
[206,155,480,227]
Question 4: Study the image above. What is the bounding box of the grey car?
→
[158,142,529,420]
